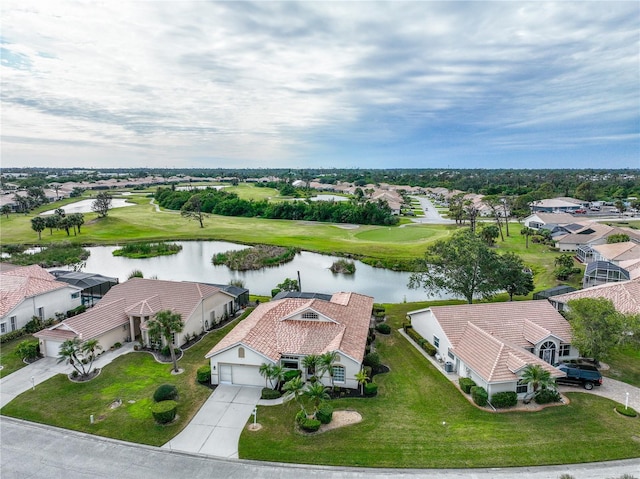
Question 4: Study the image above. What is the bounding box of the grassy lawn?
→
[603,345,640,388]
[0,322,239,446]
[239,315,640,467]
[0,336,33,379]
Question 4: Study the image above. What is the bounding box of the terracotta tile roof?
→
[551,277,640,314]
[207,292,373,363]
[1,265,76,317]
[452,322,563,383]
[35,278,223,341]
[592,242,640,262]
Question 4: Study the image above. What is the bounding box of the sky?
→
[1,1,639,170]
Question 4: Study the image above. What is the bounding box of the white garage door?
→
[219,364,263,386]
[45,340,63,358]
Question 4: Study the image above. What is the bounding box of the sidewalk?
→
[0,342,135,408]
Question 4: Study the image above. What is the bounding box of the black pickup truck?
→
[556,363,603,390]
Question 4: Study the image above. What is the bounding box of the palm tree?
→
[302,354,320,378]
[57,337,102,378]
[521,364,555,395]
[355,369,369,396]
[81,338,102,375]
[520,227,534,249]
[147,310,184,373]
[270,365,284,389]
[319,351,339,387]
[259,363,274,388]
[282,376,307,414]
[304,382,330,417]
[31,216,45,240]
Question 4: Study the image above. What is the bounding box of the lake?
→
[75,241,448,303]
[41,199,134,215]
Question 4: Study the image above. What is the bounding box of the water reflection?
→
[73,241,448,303]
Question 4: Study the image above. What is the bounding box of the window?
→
[0,323,6,334]
[433,336,440,348]
[539,341,557,364]
[281,355,299,369]
[10,316,17,331]
[302,312,318,320]
[71,292,80,299]
[447,350,455,360]
[37,307,45,320]
[559,344,571,357]
[332,365,345,383]
[516,380,528,394]
[238,347,245,358]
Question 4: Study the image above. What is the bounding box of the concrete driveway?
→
[164,384,262,458]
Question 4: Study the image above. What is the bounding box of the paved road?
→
[2,418,639,479]
[409,196,455,224]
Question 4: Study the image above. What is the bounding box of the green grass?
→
[239,312,640,467]
[0,323,238,446]
[0,336,33,379]
[603,346,640,388]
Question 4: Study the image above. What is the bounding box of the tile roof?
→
[1,265,77,317]
[207,292,373,363]
[592,242,640,262]
[35,278,224,341]
[551,277,640,314]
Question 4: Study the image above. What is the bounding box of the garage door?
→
[219,364,263,387]
[45,340,63,358]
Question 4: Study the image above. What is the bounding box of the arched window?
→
[539,341,556,364]
[238,347,245,359]
[332,365,345,383]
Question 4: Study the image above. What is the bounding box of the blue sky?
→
[1,1,639,169]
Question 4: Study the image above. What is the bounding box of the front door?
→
[539,341,556,364]
[220,364,232,384]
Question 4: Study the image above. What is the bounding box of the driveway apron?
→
[164,384,262,458]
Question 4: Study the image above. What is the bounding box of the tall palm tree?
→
[355,370,369,396]
[304,382,330,417]
[81,338,103,375]
[270,365,284,389]
[57,337,102,378]
[521,364,555,395]
[319,351,339,387]
[282,376,307,414]
[259,363,274,388]
[147,310,184,372]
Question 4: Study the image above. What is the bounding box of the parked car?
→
[556,364,603,390]
[574,209,587,214]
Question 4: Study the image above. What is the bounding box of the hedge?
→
[534,388,561,405]
[364,382,378,397]
[196,365,211,383]
[405,327,437,356]
[471,386,488,407]
[261,388,282,400]
[316,403,333,424]
[153,384,178,402]
[363,352,381,369]
[152,400,177,424]
[375,323,391,334]
[491,391,517,408]
[300,417,321,432]
[458,377,477,394]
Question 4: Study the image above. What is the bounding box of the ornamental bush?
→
[471,386,488,407]
[534,388,561,405]
[459,377,477,394]
[316,403,333,424]
[421,341,437,356]
[283,369,301,383]
[363,352,381,369]
[15,340,40,361]
[151,400,177,424]
[153,384,178,402]
[491,391,518,408]
[364,382,378,397]
[196,365,211,383]
[300,417,321,432]
[615,404,637,417]
[261,388,282,400]
[375,323,391,335]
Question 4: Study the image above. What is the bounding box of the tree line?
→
[155,187,398,226]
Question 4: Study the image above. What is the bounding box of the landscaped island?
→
[212,245,300,270]
[112,241,182,259]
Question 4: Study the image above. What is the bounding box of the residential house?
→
[549,277,640,315]
[0,264,82,334]
[576,242,640,288]
[35,278,237,357]
[407,301,575,399]
[50,270,119,307]
[555,223,640,252]
[530,197,588,213]
[206,292,373,389]
[523,212,577,230]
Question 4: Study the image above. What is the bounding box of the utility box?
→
[444,361,453,373]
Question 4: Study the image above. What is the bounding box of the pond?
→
[75,241,449,303]
[41,199,135,215]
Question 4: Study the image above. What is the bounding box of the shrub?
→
[261,388,282,400]
[151,400,177,424]
[153,384,178,402]
[534,388,561,405]
[459,377,477,394]
[491,391,518,408]
[113,342,122,349]
[421,341,437,356]
[471,386,488,407]
[406,327,422,344]
[283,369,302,383]
[375,323,391,334]
[364,382,378,397]
[15,340,40,361]
[160,345,180,357]
[196,365,211,383]
[615,404,638,417]
[24,317,44,334]
[295,409,306,425]
[300,417,321,432]
[316,403,333,424]
[363,352,381,369]
[66,305,86,318]
[271,288,281,297]
[363,366,372,379]
[0,328,27,344]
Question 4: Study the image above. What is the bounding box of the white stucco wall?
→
[209,345,272,386]
[1,286,81,333]
[409,309,452,361]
